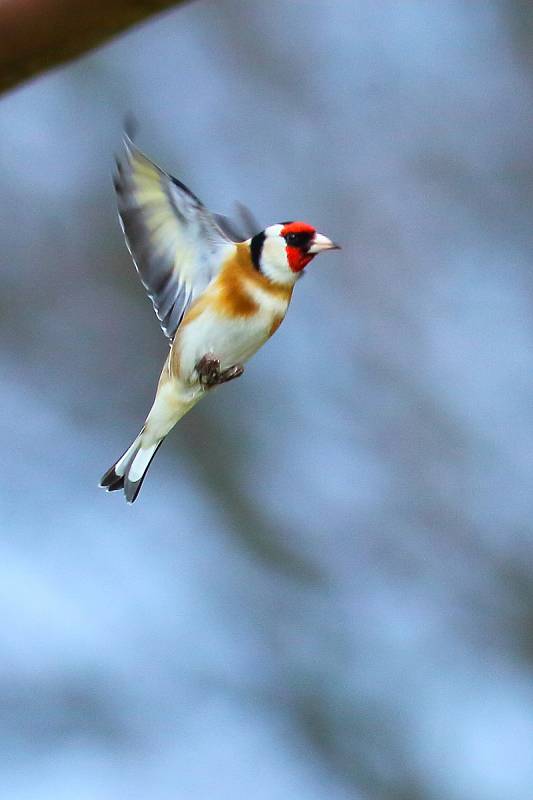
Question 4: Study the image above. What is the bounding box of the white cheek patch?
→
[260,233,297,285]
[262,236,285,263]
[264,224,284,237]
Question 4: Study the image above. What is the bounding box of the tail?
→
[99,427,163,503]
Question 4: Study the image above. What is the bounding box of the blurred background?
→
[1,1,533,798]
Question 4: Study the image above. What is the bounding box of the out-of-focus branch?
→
[0,0,190,96]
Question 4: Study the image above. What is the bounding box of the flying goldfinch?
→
[100,137,340,502]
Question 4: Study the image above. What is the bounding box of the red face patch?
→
[280,221,316,273]
[280,221,316,238]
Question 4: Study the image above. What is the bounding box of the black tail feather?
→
[99,432,162,503]
[123,440,163,504]
[99,465,125,492]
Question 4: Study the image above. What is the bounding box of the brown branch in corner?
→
[0,0,191,95]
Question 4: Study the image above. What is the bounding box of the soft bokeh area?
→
[2,1,533,798]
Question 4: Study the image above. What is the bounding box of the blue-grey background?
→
[1,1,533,798]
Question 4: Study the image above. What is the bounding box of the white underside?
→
[178,313,270,377]
[141,286,290,447]
[178,280,289,378]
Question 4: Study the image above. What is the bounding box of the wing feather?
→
[114,137,235,339]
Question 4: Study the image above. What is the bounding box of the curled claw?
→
[196,353,220,387]
[196,353,244,388]
[218,364,244,383]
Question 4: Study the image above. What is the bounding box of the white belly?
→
[176,310,275,380]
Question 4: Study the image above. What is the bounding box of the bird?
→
[100,136,340,503]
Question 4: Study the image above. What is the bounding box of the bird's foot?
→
[196,353,244,388]
[218,363,245,383]
[196,353,220,387]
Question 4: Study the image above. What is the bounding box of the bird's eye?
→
[285,232,311,247]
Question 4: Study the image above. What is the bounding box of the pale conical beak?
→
[308,232,341,254]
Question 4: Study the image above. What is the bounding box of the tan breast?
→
[169,244,294,378]
[216,244,293,316]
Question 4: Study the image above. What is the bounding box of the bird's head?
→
[249,221,340,284]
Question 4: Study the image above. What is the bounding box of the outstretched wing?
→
[114,137,235,340]
[213,202,261,242]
